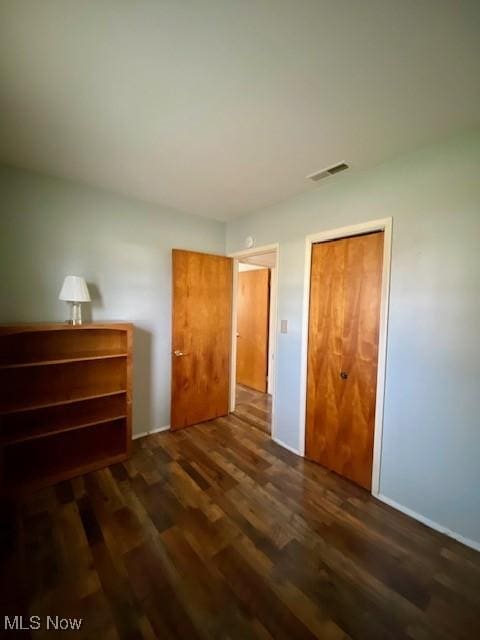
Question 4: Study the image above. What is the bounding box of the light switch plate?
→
[281,319,288,334]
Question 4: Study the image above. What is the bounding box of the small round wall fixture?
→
[245,236,255,249]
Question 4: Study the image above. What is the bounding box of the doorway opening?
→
[229,245,278,438]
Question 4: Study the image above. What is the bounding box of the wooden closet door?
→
[236,269,270,392]
[305,231,384,489]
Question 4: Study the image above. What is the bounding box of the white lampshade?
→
[59,276,91,302]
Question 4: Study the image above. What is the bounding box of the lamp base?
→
[67,302,83,325]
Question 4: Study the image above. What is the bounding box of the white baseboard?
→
[376,493,480,553]
[272,436,301,456]
[132,425,170,440]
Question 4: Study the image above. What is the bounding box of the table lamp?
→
[59,276,91,325]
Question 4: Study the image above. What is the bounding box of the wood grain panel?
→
[4,414,480,640]
[306,232,384,489]
[305,238,346,476]
[339,232,384,489]
[171,250,232,430]
[236,269,270,392]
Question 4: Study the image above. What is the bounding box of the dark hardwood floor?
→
[1,413,480,639]
[234,384,272,434]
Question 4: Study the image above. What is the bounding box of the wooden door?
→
[171,250,232,430]
[236,269,270,393]
[305,231,384,489]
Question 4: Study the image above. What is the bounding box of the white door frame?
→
[228,243,279,441]
[266,265,277,395]
[298,218,392,496]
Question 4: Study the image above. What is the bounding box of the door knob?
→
[340,371,348,380]
[173,350,185,357]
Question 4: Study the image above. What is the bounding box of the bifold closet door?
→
[305,231,384,489]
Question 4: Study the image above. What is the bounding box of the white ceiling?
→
[240,252,277,269]
[0,1,479,221]
[239,263,265,272]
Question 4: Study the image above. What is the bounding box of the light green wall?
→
[2,129,479,548]
[0,165,225,435]
[226,128,480,547]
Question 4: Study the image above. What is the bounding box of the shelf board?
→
[1,415,127,446]
[0,389,127,416]
[0,352,128,369]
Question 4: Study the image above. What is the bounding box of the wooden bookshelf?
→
[0,323,133,495]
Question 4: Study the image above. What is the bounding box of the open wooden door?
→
[236,269,270,392]
[305,231,384,489]
[171,250,232,430]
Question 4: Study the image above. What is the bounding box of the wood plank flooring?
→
[1,413,480,639]
[234,384,271,434]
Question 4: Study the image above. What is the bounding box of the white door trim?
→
[228,243,280,441]
[298,218,392,496]
[267,266,277,395]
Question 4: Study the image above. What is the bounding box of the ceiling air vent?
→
[307,162,349,182]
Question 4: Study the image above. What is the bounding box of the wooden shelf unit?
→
[0,323,133,495]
